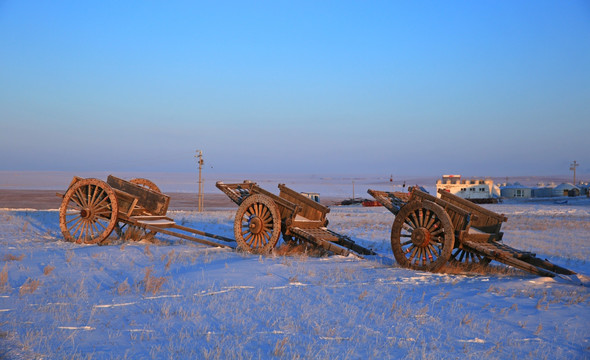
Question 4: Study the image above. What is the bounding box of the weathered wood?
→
[366,189,407,214]
[410,189,472,231]
[437,189,506,233]
[107,175,170,216]
[136,222,230,248]
[215,181,256,206]
[278,184,329,222]
[171,224,235,243]
[219,180,372,256]
[369,186,575,277]
[59,178,119,244]
[59,175,235,249]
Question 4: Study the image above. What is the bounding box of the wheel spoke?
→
[245,233,254,245]
[431,227,444,237]
[410,212,420,229]
[92,194,111,211]
[91,222,100,237]
[66,215,82,225]
[74,188,88,207]
[88,185,99,208]
[428,243,439,257]
[94,220,107,231]
[77,221,87,242]
[68,197,84,210]
[425,212,435,229]
[67,217,83,232]
[88,221,96,239]
[261,231,269,244]
[254,234,261,248]
[408,246,419,261]
[260,206,269,222]
[94,203,112,212]
[404,219,416,231]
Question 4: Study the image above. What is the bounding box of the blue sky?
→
[1,1,589,177]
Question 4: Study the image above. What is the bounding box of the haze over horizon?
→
[1,1,589,178]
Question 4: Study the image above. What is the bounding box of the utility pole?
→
[570,160,579,185]
[195,150,204,212]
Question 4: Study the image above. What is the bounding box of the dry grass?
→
[43,265,55,276]
[141,267,166,295]
[19,278,41,295]
[117,278,131,295]
[3,253,24,261]
[0,263,8,291]
[273,242,330,257]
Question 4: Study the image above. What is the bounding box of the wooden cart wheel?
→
[114,178,161,240]
[450,247,491,266]
[59,178,118,244]
[234,194,281,253]
[129,178,161,193]
[391,201,454,272]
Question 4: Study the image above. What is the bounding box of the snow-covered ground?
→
[0,202,589,359]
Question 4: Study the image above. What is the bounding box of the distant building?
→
[579,182,589,196]
[553,183,580,197]
[436,175,499,201]
[300,192,320,203]
[500,183,532,198]
[531,186,553,198]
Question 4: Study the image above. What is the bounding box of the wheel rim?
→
[59,179,118,244]
[129,178,161,193]
[234,194,281,253]
[391,201,454,271]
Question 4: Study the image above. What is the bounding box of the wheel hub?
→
[248,216,263,234]
[411,227,431,247]
[80,208,93,219]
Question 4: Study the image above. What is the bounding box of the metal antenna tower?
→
[570,160,579,185]
[196,150,204,212]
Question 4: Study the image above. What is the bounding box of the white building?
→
[436,175,499,200]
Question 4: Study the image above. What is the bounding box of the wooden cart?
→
[368,188,576,277]
[57,175,234,247]
[216,181,375,257]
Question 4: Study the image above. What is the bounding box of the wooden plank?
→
[412,191,471,231]
[250,184,300,223]
[462,240,575,277]
[170,223,235,243]
[278,184,329,221]
[107,175,170,216]
[119,217,230,248]
[112,188,137,217]
[367,189,406,215]
[438,189,507,234]
[215,181,255,206]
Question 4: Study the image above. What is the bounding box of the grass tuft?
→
[141,267,166,295]
[0,263,8,291]
[43,265,55,276]
[3,254,24,261]
[19,278,41,295]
